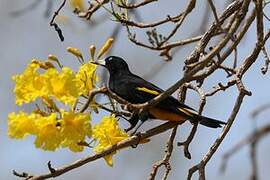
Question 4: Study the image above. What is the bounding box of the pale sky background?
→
[1,0,270,180]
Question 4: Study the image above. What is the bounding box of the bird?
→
[93,56,226,131]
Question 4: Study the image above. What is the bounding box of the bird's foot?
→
[131,132,142,148]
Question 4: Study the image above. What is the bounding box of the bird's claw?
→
[131,132,142,148]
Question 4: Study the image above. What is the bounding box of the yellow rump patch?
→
[178,108,194,117]
[136,87,159,95]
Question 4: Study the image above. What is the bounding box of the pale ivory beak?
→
[91,59,106,67]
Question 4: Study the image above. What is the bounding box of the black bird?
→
[93,56,226,131]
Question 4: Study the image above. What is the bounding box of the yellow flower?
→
[97,38,114,58]
[76,62,98,95]
[34,113,62,151]
[93,115,129,166]
[70,0,85,11]
[8,111,92,152]
[89,45,96,60]
[45,67,83,106]
[67,47,83,60]
[8,112,37,138]
[12,62,47,105]
[60,111,92,152]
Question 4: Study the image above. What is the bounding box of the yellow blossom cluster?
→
[12,60,97,106]
[93,115,129,166]
[9,51,97,152]
[8,111,91,152]
[12,62,47,106]
[8,41,133,166]
[76,63,99,96]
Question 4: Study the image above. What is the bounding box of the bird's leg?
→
[130,111,150,135]
[125,113,139,132]
[131,132,142,148]
[130,121,145,136]
[130,111,150,147]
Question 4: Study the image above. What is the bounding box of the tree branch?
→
[19,121,180,180]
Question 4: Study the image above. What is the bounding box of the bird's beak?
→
[91,59,106,67]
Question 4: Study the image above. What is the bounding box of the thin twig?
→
[250,140,258,180]
[21,122,181,180]
[79,86,108,113]
[77,0,109,20]
[177,123,198,159]
[207,0,221,27]
[117,0,157,9]
[251,103,270,119]
[148,127,178,180]
[188,91,248,180]
[221,123,270,173]
[177,83,205,159]
[49,0,66,41]
[188,23,270,180]
[261,46,270,74]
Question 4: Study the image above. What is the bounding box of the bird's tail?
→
[192,114,226,128]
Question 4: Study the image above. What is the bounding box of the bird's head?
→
[92,56,130,74]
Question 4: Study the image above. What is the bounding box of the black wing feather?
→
[109,73,196,115]
[109,72,226,128]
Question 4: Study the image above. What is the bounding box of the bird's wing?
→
[124,74,197,115]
